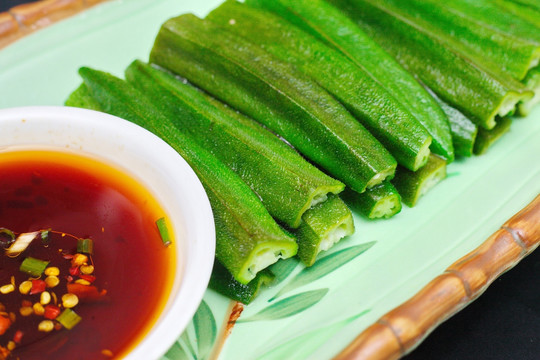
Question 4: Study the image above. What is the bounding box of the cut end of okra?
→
[292,182,346,228]
[412,137,432,171]
[343,182,402,220]
[517,67,540,117]
[365,164,397,189]
[492,90,533,128]
[239,243,297,284]
[317,219,354,253]
[369,195,401,219]
[296,195,355,267]
[473,117,512,155]
[392,154,447,207]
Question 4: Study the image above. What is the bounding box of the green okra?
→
[505,0,540,12]
[392,154,447,207]
[494,0,540,25]
[374,0,540,82]
[245,0,454,163]
[425,87,478,158]
[329,0,533,130]
[67,67,298,284]
[150,13,397,193]
[209,260,275,304]
[473,117,513,155]
[343,182,402,220]
[125,60,344,229]
[207,0,434,170]
[439,0,540,45]
[295,194,355,266]
[65,83,101,111]
[518,66,540,116]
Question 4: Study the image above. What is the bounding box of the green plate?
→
[1,1,539,359]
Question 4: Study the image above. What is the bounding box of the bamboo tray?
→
[1,1,539,359]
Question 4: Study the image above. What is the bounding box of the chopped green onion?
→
[77,238,94,255]
[156,217,172,247]
[20,257,50,277]
[6,231,39,257]
[56,308,82,330]
[40,229,51,245]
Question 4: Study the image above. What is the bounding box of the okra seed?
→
[0,284,15,294]
[19,307,33,316]
[44,267,60,276]
[33,303,45,316]
[40,291,51,305]
[19,281,32,295]
[38,320,54,332]
[62,293,79,308]
[45,276,60,288]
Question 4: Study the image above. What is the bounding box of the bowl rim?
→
[0,105,216,359]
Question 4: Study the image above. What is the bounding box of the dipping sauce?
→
[0,149,176,359]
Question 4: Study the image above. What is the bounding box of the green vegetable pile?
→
[65,0,540,303]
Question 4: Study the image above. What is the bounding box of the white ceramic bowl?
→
[0,106,215,359]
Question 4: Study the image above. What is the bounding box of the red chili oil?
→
[0,149,176,359]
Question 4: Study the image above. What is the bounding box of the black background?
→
[1,1,539,359]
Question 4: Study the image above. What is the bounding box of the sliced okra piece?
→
[295,195,355,266]
[392,154,447,207]
[344,182,402,220]
[473,117,513,155]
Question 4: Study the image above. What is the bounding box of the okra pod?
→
[295,194,355,266]
[125,60,344,229]
[375,0,540,81]
[150,13,397,193]
[392,154,447,207]
[68,67,298,284]
[245,0,454,163]
[330,0,532,130]
[474,117,513,155]
[65,83,101,111]
[343,182,402,220]
[439,0,540,45]
[425,86,478,158]
[518,66,540,116]
[494,0,540,25]
[209,260,275,304]
[207,0,434,170]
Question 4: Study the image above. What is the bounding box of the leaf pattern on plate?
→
[238,288,329,323]
[162,340,192,360]
[270,242,376,301]
[163,300,216,360]
[269,256,300,283]
[193,300,217,359]
[256,309,371,360]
